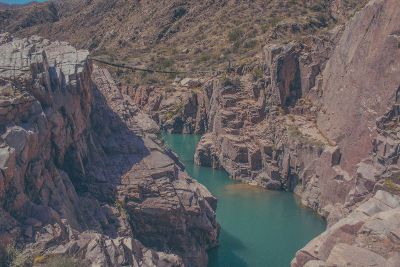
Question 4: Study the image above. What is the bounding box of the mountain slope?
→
[0,0,367,73]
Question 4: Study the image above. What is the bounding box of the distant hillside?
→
[0,0,367,74]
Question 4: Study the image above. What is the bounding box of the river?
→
[163,134,326,267]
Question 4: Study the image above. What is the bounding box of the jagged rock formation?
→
[127,78,209,134]
[1,0,399,266]
[193,36,342,200]
[140,0,400,208]
[0,34,219,266]
[291,1,400,264]
[292,190,400,267]
[131,0,400,265]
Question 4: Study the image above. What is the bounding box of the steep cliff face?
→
[192,36,343,206]
[128,78,210,134]
[188,0,400,216]
[1,0,398,266]
[292,0,400,265]
[292,190,400,267]
[133,0,400,265]
[0,34,219,266]
[317,0,400,174]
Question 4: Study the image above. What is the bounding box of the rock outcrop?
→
[100,0,400,265]
[134,0,400,265]
[291,0,400,265]
[0,34,219,266]
[191,0,400,213]
[1,0,398,266]
[127,78,210,134]
[191,37,341,201]
[292,190,400,267]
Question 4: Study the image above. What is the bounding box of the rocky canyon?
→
[1,0,400,266]
[0,34,218,266]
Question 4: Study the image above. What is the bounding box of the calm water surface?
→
[163,134,326,267]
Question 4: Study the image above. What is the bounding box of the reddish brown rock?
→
[0,35,219,267]
[292,191,400,267]
[317,0,400,174]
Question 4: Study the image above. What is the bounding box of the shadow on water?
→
[163,133,326,267]
[208,229,249,267]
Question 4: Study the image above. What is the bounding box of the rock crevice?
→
[0,35,219,267]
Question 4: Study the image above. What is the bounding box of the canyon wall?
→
[135,0,400,265]
[0,34,219,267]
[0,0,398,266]
[128,78,209,135]
[293,0,400,265]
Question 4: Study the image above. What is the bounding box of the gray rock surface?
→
[291,1,400,264]
[0,34,219,267]
[128,80,210,134]
[292,191,400,267]
[132,0,400,266]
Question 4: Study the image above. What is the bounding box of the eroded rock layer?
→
[0,34,219,267]
[134,0,400,265]
[292,190,400,267]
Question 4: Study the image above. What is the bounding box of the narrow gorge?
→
[163,134,325,266]
[0,0,400,266]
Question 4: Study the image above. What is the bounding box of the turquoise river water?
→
[163,134,326,267]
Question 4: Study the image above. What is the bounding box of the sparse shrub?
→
[172,7,187,21]
[269,16,281,28]
[287,125,302,138]
[219,75,239,87]
[33,255,46,264]
[0,87,14,97]
[139,70,148,79]
[316,14,328,27]
[0,244,32,267]
[287,125,324,149]
[228,28,244,43]
[287,114,295,122]
[40,255,80,267]
[156,57,174,69]
[311,3,324,12]
[197,52,211,63]
[88,38,100,50]
[384,179,400,194]
[243,39,257,50]
[165,102,184,120]
[138,71,161,85]
[252,67,264,80]
[116,69,124,77]
[114,199,131,221]
[261,24,270,33]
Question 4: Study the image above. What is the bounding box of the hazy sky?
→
[0,0,47,4]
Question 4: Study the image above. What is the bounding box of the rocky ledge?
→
[202,0,400,265]
[130,0,400,265]
[0,34,219,266]
[292,190,400,267]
